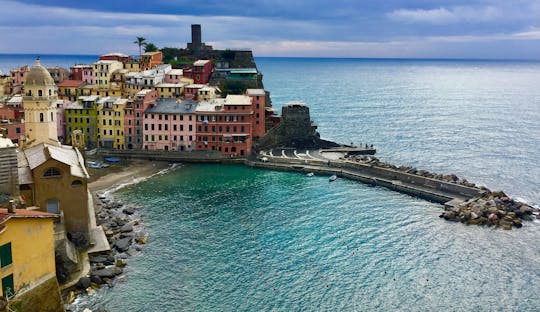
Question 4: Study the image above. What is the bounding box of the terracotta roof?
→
[58,80,84,87]
[0,208,58,224]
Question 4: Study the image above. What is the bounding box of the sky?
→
[1,0,540,59]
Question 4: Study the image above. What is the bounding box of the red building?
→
[246,89,266,139]
[124,89,158,149]
[184,84,205,101]
[195,94,258,156]
[99,53,131,63]
[70,64,92,82]
[191,60,213,84]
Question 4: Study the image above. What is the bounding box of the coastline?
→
[66,159,174,311]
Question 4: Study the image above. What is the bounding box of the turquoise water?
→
[83,165,540,311]
[1,55,538,310]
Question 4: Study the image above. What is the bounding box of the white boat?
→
[329,174,337,182]
[306,172,314,177]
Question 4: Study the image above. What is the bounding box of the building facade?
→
[124,89,157,150]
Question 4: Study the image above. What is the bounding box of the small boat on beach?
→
[329,174,337,182]
[87,161,103,169]
[104,157,121,163]
[306,172,314,177]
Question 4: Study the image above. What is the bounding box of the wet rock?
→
[120,224,133,233]
[90,275,103,285]
[115,259,127,268]
[92,268,116,278]
[122,207,135,215]
[114,237,132,252]
[76,277,91,290]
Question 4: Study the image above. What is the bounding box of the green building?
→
[64,95,99,148]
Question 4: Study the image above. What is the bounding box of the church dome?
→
[25,58,55,86]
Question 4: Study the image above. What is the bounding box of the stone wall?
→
[7,276,63,312]
[257,103,339,150]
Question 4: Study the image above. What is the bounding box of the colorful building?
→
[246,89,266,139]
[64,96,99,148]
[184,84,205,101]
[93,60,123,91]
[0,208,63,310]
[124,89,157,150]
[10,65,28,95]
[198,85,219,101]
[57,80,85,101]
[140,51,163,71]
[191,59,213,84]
[56,100,69,143]
[0,121,24,144]
[99,52,131,63]
[97,97,126,149]
[195,95,254,156]
[0,74,11,96]
[164,69,184,84]
[69,64,93,83]
[142,98,197,151]
[154,83,184,99]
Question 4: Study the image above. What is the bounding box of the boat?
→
[329,174,337,182]
[104,157,121,163]
[306,172,314,177]
[87,161,103,169]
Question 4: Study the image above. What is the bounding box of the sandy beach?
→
[88,159,171,193]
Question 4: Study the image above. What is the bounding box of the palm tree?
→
[134,37,147,58]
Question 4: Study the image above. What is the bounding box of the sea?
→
[1,54,539,311]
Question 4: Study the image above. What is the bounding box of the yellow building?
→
[97,97,126,149]
[92,60,123,91]
[22,58,60,148]
[0,75,11,96]
[154,83,184,99]
[0,208,63,311]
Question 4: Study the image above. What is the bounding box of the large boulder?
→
[114,237,132,252]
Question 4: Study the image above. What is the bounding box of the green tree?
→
[144,43,158,53]
[133,37,147,58]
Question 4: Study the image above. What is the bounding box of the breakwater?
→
[95,150,538,229]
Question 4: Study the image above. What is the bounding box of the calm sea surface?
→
[1,55,538,311]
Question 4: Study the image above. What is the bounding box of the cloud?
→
[387,6,502,24]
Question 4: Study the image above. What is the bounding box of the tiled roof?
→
[58,80,84,88]
[0,208,57,224]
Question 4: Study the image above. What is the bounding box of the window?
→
[43,168,61,177]
[2,274,13,298]
[158,124,162,131]
[0,243,12,268]
[145,124,148,130]
[71,180,83,187]
[40,113,44,122]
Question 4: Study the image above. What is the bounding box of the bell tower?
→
[22,58,59,147]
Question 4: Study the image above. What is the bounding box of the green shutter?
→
[2,274,13,297]
[0,243,12,268]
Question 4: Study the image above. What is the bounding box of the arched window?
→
[50,112,54,121]
[43,167,61,177]
[49,89,52,96]
[38,90,43,97]
[39,113,44,122]
[71,180,83,187]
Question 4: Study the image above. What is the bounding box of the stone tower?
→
[22,58,59,147]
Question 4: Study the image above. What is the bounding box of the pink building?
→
[164,69,184,84]
[142,98,197,151]
[0,121,24,144]
[184,84,205,101]
[70,64,93,84]
[56,100,69,143]
[124,89,158,149]
[10,65,28,94]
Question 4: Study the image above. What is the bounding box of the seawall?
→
[96,150,479,206]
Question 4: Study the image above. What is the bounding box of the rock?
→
[92,268,116,278]
[120,224,133,233]
[470,212,479,219]
[114,237,132,252]
[76,277,91,289]
[90,255,108,263]
[113,267,123,275]
[90,275,103,285]
[498,220,513,230]
[135,235,148,244]
[488,213,498,222]
[122,207,135,215]
[115,259,127,267]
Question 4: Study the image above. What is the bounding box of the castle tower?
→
[22,58,59,147]
[191,24,202,50]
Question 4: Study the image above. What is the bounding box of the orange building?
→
[140,51,163,71]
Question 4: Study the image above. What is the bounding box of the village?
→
[0,25,280,311]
